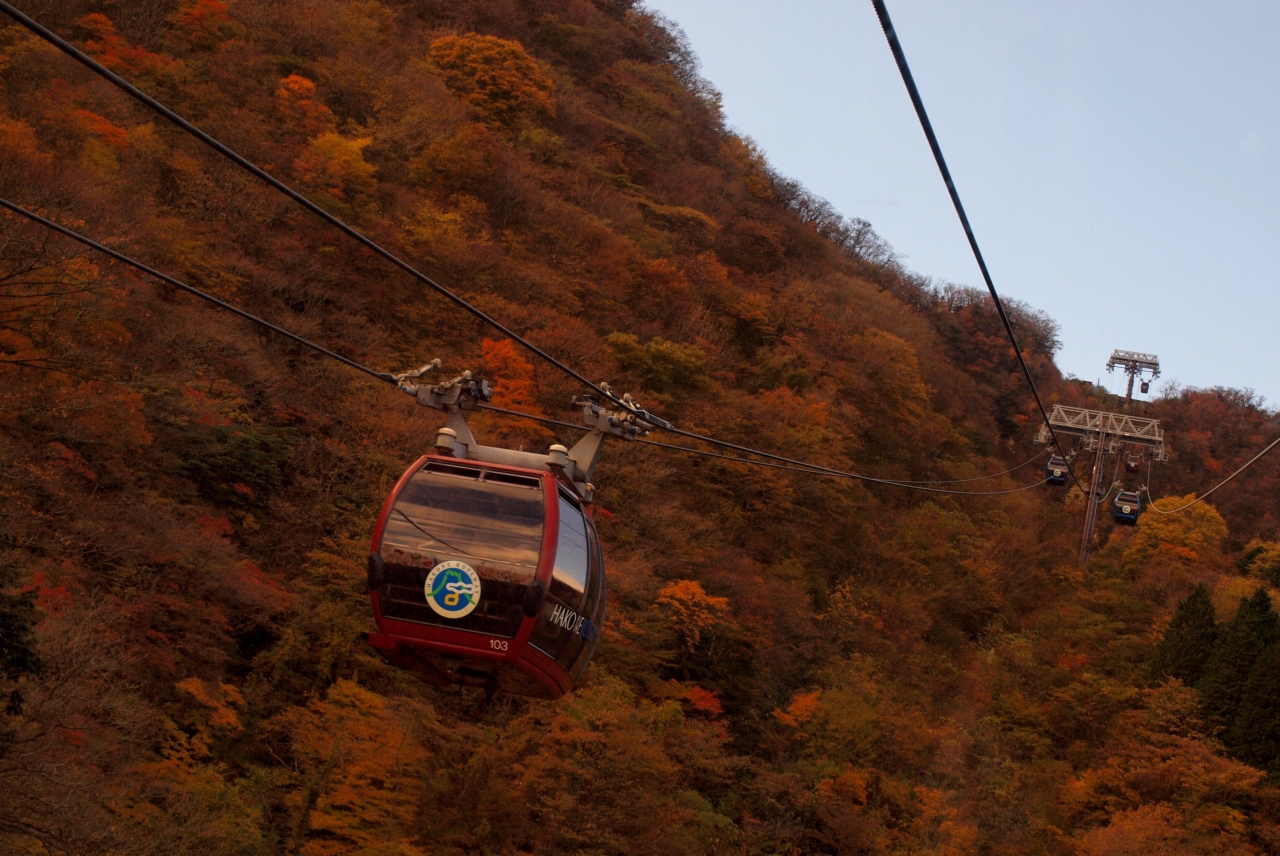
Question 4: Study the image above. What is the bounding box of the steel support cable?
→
[656,421,1018,491]
[8,199,1049,501]
[868,0,1084,494]
[0,1,615,404]
[3,0,1077,492]
[870,446,1048,485]
[637,437,1051,495]
[1144,432,1280,515]
[0,198,397,385]
[477,403,1049,495]
[1097,450,1124,504]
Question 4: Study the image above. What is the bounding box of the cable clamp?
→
[391,359,442,395]
[595,382,674,431]
[395,364,494,411]
[574,387,665,438]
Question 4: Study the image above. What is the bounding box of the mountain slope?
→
[2,1,1279,854]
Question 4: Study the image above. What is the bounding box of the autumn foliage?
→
[2,1,1280,854]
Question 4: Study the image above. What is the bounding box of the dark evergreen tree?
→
[1199,587,1280,730]
[0,564,42,717]
[1230,644,1280,771]
[1150,583,1218,686]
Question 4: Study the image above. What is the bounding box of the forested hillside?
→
[3,1,1280,853]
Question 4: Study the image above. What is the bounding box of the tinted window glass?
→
[378,467,545,638]
[381,468,544,572]
[550,495,589,610]
[531,499,605,676]
[568,523,606,681]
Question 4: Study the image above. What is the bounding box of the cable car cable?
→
[1088,448,1124,504]
[476,403,1050,495]
[861,447,1049,485]
[474,403,869,477]
[7,197,1036,500]
[6,196,1056,499]
[1143,432,1280,515]
[476,401,1049,485]
[654,420,1044,493]
[2,0,1094,493]
[0,1,623,411]
[0,197,398,386]
[633,437,1053,496]
[868,0,1085,494]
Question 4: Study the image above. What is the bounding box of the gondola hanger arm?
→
[390,363,651,501]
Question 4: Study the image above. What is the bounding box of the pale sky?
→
[644,0,1280,406]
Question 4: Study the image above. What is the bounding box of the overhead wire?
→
[870,1,1280,521]
[871,446,1048,485]
[868,0,1085,494]
[9,6,1280,544]
[477,404,1049,496]
[2,200,1051,498]
[641,438,1051,495]
[0,0,613,404]
[1096,449,1124,504]
[0,198,397,386]
[3,1,1086,484]
[1143,432,1280,515]
[0,1,1171,501]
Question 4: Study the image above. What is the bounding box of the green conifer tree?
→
[1230,644,1280,771]
[1199,587,1280,730]
[1150,583,1218,686]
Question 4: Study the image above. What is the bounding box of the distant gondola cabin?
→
[1046,456,1069,487]
[1114,490,1142,526]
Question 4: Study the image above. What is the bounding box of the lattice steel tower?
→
[1106,350,1160,406]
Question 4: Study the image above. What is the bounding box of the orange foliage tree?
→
[473,336,555,447]
[275,74,337,138]
[78,13,182,79]
[429,33,556,127]
[273,680,430,856]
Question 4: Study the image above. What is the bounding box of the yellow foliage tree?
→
[656,579,730,655]
[293,133,377,202]
[1122,496,1229,571]
[1240,539,1280,586]
[1064,682,1261,853]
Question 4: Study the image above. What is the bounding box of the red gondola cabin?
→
[363,370,649,698]
[366,454,606,699]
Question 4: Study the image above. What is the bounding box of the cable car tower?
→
[1107,350,1160,408]
[1035,405,1169,564]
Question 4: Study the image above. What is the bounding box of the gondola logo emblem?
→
[424,561,481,619]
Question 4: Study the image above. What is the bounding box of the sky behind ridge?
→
[646,0,1280,406]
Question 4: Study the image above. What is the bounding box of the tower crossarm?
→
[1106,350,1161,378]
[1034,405,1169,461]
